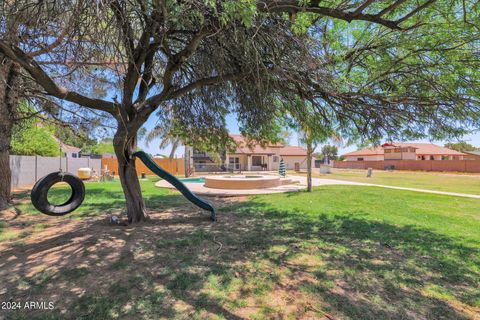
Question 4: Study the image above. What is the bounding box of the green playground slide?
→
[134,151,216,221]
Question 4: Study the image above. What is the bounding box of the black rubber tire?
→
[31,172,85,216]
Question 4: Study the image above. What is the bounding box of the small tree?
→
[282,98,333,192]
[299,130,323,192]
[321,145,339,164]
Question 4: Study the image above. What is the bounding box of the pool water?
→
[181,177,205,184]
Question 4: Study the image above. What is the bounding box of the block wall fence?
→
[332,160,480,173]
[10,156,102,189]
[9,155,186,190]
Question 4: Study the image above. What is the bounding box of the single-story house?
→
[37,123,82,158]
[60,143,82,158]
[463,150,480,160]
[342,142,467,161]
[191,134,312,171]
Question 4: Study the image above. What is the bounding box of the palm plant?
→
[145,124,183,159]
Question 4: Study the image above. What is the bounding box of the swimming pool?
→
[180,177,205,184]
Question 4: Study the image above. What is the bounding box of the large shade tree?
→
[0,1,112,209]
[1,1,479,222]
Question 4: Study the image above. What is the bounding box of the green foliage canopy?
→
[11,123,61,157]
[321,145,339,160]
[83,139,115,155]
[444,141,479,153]
[9,102,61,156]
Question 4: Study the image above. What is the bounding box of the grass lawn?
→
[0,178,479,319]
[304,169,480,195]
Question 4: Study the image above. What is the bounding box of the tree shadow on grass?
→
[0,193,478,319]
[11,185,205,219]
[223,198,480,319]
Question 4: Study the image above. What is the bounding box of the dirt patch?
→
[0,195,478,320]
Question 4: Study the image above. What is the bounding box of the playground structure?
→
[29,151,216,220]
[133,151,216,221]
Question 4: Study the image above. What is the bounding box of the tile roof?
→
[52,136,82,152]
[61,143,81,153]
[342,146,384,156]
[464,150,480,156]
[343,143,466,157]
[279,146,308,156]
[229,134,307,156]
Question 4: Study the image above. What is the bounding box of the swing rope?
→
[58,100,65,180]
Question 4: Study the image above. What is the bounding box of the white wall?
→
[282,156,309,170]
[227,154,311,170]
[64,151,79,158]
[402,152,417,160]
[270,155,280,170]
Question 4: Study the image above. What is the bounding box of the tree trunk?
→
[0,150,11,210]
[220,150,227,171]
[306,141,313,192]
[0,57,20,210]
[113,130,148,223]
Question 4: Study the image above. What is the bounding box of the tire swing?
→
[31,172,85,216]
[30,105,85,216]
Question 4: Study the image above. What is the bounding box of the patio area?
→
[155,174,365,196]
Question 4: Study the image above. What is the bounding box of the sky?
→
[137,112,480,157]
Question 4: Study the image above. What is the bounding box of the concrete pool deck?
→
[155,174,480,199]
[155,174,366,196]
[155,175,306,196]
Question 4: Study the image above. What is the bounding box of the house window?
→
[72,153,78,158]
[385,149,392,153]
[357,157,364,161]
[229,157,240,170]
[273,156,279,162]
[430,156,435,160]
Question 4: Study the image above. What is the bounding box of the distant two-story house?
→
[189,134,311,172]
[342,142,467,161]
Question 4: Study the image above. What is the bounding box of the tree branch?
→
[168,73,246,100]
[0,41,116,114]
[396,0,437,24]
[28,5,79,57]
[138,72,246,120]
[352,0,376,16]
[376,0,408,17]
[258,0,403,30]
[162,27,210,89]
[258,0,438,30]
